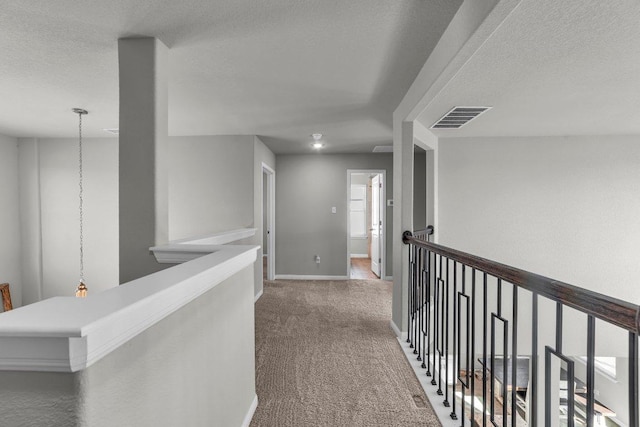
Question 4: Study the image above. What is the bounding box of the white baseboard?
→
[395,339,458,427]
[241,395,258,427]
[389,320,407,341]
[254,289,263,302]
[384,276,393,281]
[262,254,268,258]
[274,275,349,281]
[350,254,369,259]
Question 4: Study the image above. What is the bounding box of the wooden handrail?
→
[403,231,640,334]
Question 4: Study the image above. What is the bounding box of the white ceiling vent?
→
[373,145,393,153]
[431,106,491,129]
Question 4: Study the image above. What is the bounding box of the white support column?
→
[118,37,169,283]
[391,119,415,335]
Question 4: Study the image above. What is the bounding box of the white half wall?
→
[0,134,22,308]
[0,266,257,426]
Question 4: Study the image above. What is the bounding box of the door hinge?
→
[379,258,382,263]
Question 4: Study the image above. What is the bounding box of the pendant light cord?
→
[78,112,84,284]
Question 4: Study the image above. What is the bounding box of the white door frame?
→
[262,163,276,281]
[346,169,386,279]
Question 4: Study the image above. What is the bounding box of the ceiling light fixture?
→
[73,108,89,298]
[311,133,324,149]
[103,128,119,135]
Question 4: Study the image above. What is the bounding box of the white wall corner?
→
[254,289,263,303]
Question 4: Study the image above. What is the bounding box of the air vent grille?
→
[373,145,393,153]
[430,106,491,129]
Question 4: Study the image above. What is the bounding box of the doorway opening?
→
[413,143,435,236]
[347,170,386,280]
[262,163,275,281]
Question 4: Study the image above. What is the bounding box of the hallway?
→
[251,279,440,426]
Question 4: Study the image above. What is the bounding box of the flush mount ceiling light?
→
[311,133,324,149]
[431,106,492,129]
[103,128,119,135]
[72,108,89,298]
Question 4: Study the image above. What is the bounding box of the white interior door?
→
[371,174,381,278]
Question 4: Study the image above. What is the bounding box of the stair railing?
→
[403,228,639,427]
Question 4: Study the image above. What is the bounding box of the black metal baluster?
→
[511,286,517,427]
[410,245,418,354]
[451,261,458,418]
[438,270,445,396]
[432,254,439,386]
[586,316,595,427]
[556,302,563,353]
[408,244,414,347]
[421,248,427,369]
[483,272,488,427]
[426,250,432,376]
[471,269,477,426]
[456,265,467,425]
[630,332,639,427]
[530,293,538,427]
[444,258,451,407]
[497,278,502,316]
[416,247,422,361]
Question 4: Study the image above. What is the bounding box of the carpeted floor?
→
[250,279,441,427]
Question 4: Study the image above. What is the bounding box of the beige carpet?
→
[250,279,441,427]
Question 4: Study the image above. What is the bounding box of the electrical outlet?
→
[314,255,321,264]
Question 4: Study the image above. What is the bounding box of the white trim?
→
[254,289,264,302]
[346,170,386,280]
[241,395,259,427]
[350,254,369,259]
[0,245,259,372]
[262,163,276,281]
[389,320,406,341]
[384,276,393,281]
[163,228,257,246]
[275,275,349,281]
[396,338,459,427]
[262,254,268,258]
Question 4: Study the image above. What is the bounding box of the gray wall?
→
[276,154,393,277]
[438,135,640,426]
[168,135,255,240]
[438,135,640,304]
[0,267,256,427]
[413,148,427,231]
[0,134,22,308]
[18,137,119,303]
[15,134,272,302]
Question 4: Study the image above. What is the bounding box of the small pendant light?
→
[73,108,88,298]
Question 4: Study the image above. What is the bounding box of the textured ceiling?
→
[417,0,640,138]
[0,0,462,153]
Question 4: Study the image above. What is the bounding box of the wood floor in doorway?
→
[350,257,380,280]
